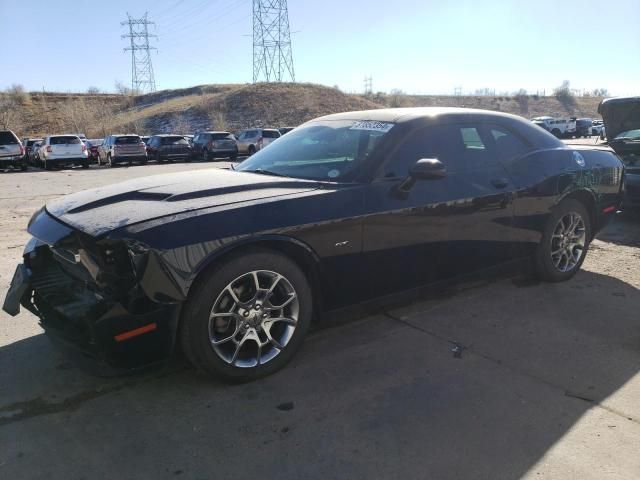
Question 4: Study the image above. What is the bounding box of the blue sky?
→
[1,0,638,95]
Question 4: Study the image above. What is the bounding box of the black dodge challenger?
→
[4,108,625,382]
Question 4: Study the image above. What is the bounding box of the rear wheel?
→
[535,199,591,282]
[247,145,256,156]
[180,249,313,383]
[20,164,27,171]
[202,149,210,161]
[107,154,114,168]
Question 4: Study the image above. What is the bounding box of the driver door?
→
[361,122,516,298]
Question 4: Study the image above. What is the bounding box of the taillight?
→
[20,145,25,155]
[82,144,87,152]
[46,146,52,153]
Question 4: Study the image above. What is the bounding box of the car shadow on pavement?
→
[597,209,640,248]
[0,268,639,479]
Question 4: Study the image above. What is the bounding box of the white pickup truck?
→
[531,116,577,138]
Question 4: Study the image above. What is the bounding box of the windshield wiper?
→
[243,169,292,178]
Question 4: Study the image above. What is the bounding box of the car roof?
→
[199,131,231,134]
[315,107,529,124]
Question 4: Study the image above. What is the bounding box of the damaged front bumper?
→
[3,209,183,375]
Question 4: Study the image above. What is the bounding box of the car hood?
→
[46,168,320,237]
[598,97,640,143]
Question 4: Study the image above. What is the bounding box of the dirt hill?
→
[1,83,605,138]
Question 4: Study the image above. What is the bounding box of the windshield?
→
[614,129,640,140]
[236,120,393,182]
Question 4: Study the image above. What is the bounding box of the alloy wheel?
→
[550,212,586,273]
[208,270,299,368]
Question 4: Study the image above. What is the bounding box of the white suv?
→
[36,135,89,170]
[0,130,27,171]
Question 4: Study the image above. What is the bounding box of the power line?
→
[121,12,158,93]
[253,0,295,83]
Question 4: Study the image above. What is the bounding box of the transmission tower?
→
[253,0,295,83]
[364,76,373,95]
[121,13,157,93]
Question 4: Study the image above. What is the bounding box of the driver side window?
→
[382,127,437,178]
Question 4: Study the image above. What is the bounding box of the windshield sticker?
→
[350,121,394,133]
[328,169,340,179]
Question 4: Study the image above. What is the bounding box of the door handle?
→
[491,179,509,189]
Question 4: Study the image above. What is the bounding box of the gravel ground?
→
[0,161,639,480]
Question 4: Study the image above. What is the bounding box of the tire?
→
[44,159,52,171]
[247,145,256,156]
[81,160,89,169]
[202,149,210,161]
[534,199,591,283]
[20,164,27,171]
[107,154,114,168]
[551,129,562,138]
[230,155,238,161]
[180,249,313,383]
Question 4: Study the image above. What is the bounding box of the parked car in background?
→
[599,96,640,207]
[28,141,42,165]
[183,134,194,145]
[592,120,605,138]
[575,118,593,137]
[278,127,295,135]
[236,128,281,155]
[21,138,42,163]
[97,135,148,167]
[36,135,89,170]
[531,116,577,138]
[146,135,193,163]
[3,108,625,382]
[192,131,238,160]
[84,139,103,163]
[0,130,27,171]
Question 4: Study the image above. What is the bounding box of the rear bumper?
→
[113,155,147,163]
[0,156,26,167]
[44,157,88,164]
[209,149,238,157]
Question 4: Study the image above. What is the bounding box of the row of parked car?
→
[531,116,605,139]
[0,127,295,171]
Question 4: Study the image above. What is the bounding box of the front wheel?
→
[535,199,591,282]
[180,250,313,383]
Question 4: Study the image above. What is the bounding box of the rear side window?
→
[0,131,19,145]
[262,130,281,139]
[115,136,140,145]
[488,126,531,162]
[50,136,81,145]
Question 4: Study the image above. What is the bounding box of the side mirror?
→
[410,158,447,180]
[393,158,447,199]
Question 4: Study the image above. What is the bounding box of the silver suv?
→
[236,128,281,155]
[98,135,148,167]
[0,130,26,171]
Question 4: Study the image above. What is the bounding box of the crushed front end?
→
[3,208,183,374]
